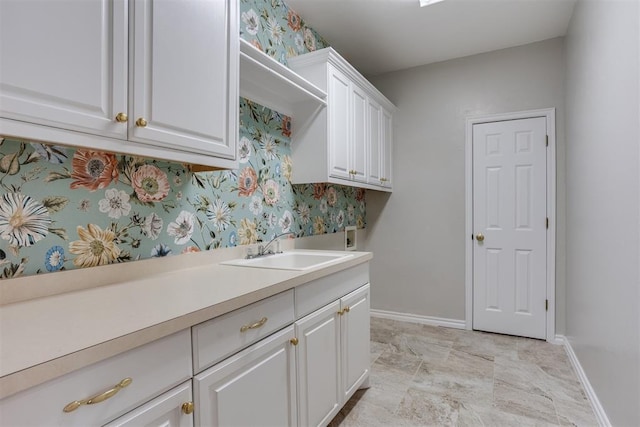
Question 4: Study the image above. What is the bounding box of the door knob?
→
[476,233,485,242]
[115,112,128,123]
[135,117,148,127]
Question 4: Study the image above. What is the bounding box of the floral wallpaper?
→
[0,0,365,279]
[240,0,330,65]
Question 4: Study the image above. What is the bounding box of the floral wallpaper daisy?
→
[0,0,365,279]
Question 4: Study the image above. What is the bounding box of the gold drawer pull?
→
[240,317,268,333]
[135,117,148,127]
[115,112,128,123]
[290,337,299,346]
[63,378,132,413]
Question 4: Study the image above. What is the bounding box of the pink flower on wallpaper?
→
[70,150,119,191]
[250,39,263,51]
[282,116,292,137]
[326,187,338,206]
[313,183,326,200]
[131,164,170,202]
[238,167,258,197]
[355,188,365,202]
[262,179,280,206]
[287,10,301,32]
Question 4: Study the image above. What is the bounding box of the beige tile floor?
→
[329,317,599,426]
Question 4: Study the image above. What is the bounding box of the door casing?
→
[465,108,556,342]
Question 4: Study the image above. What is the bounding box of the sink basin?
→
[221,251,354,271]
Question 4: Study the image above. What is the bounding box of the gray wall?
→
[564,0,640,425]
[366,38,566,328]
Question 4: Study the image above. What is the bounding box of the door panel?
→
[472,117,547,339]
[351,85,367,182]
[295,300,341,427]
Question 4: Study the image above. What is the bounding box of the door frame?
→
[464,108,556,342]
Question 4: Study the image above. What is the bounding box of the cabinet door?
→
[295,300,342,427]
[328,65,351,180]
[340,284,370,400]
[0,0,128,139]
[367,99,382,185]
[130,0,237,159]
[350,84,368,183]
[193,327,297,427]
[381,108,393,188]
[104,381,193,427]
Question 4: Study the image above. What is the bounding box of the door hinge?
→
[545,299,549,311]
[546,217,549,229]
[545,135,549,147]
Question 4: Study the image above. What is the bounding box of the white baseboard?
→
[370,309,466,329]
[556,335,611,427]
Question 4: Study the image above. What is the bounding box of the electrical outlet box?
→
[345,226,357,251]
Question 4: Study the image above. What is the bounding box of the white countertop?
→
[0,248,372,399]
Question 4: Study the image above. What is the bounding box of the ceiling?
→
[285,0,577,76]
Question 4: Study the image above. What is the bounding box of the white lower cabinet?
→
[296,284,370,427]
[193,326,297,427]
[0,264,370,427]
[104,381,193,427]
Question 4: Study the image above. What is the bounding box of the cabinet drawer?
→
[0,330,192,427]
[192,289,295,373]
[295,263,369,318]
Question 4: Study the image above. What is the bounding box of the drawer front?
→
[192,289,295,373]
[0,330,192,427]
[295,263,369,318]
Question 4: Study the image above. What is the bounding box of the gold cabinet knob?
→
[135,117,148,127]
[476,233,485,242]
[290,337,299,346]
[181,401,194,415]
[115,112,128,123]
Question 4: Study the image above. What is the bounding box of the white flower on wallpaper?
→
[279,210,293,233]
[260,134,278,161]
[98,188,131,219]
[142,212,163,240]
[167,210,195,245]
[207,199,232,232]
[0,193,51,247]
[242,8,260,35]
[267,16,284,45]
[238,136,252,164]
[249,195,263,215]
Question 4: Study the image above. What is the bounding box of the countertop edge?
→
[0,251,372,399]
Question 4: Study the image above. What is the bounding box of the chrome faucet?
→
[247,232,295,259]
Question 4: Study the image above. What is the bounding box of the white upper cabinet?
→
[0,0,238,169]
[289,48,395,192]
[0,0,128,139]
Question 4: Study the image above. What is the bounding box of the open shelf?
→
[239,39,326,121]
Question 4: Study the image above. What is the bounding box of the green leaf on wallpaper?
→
[0,152,20,175]
[191,173,206,189]
[48,227,68,241]
[42,196,69,213]
[25,151,40,164]
[44,169,71,182]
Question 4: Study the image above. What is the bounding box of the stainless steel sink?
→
[221,251,353,271]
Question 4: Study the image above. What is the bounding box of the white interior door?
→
[472,117,547,339]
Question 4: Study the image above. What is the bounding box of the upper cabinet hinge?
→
[545,135,549,147]
[546,217,549,229]
[545,299,549,311]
